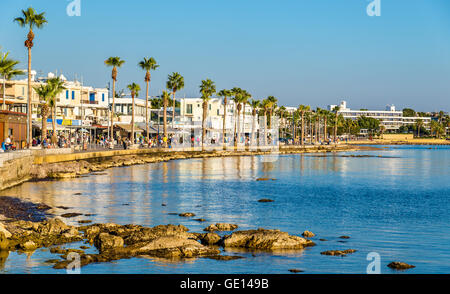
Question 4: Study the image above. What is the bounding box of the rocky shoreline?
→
[0,217,316,270]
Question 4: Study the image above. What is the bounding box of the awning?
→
[115,124,144,133]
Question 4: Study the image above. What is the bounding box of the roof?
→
[115,124,144,133]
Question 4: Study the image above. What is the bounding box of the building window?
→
[72,91,75,100]
[102,93,105,102]
[187,104,193,114]
[66,90,69,99]
[209,104,211,110]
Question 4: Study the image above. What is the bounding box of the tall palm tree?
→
[267,96,278,129]
[0,51,24,110]
[250,99,260,145]
[105,56,125,143]
[47,77,66,144]
[218,89,232,146]
[127,83,141,143]
[332,106,341,142]
[240,90,251,140]
[298,105,310,146]
[199,79,216,149]
[166,72,184,128]
[161,90,170,146]
[261,99,271,146]
[14,7,47,146]
[138,57,159,143]
[231,88,244,144]
[33,84,51,145]
[415,118,423,138]
[276,106,286,139]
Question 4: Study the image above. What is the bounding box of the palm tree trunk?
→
[264,111,268,146]
[334,114,338,142]
[131,94,135,144]
[222,101,227,147]
[324,117,328,141]
[111,79,116,144]
[27,46,32,147]
[163,100,167,147]
[172,91,175,129]
[237,108,241,145]
[202,101,207,150]
[301,112,305,146]
[52,106,56,146]
[2,78,6,111]
[145,78,149,143]
[41,109,47,146]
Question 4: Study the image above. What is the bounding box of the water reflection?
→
[0,146,449,273]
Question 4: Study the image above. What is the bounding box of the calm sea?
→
[1,145,449,274]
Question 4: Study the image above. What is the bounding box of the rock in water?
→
[221,229,315,250]
[320,249,357,256]
[288,269,304,273]
[387,262,416,270]
[198,233,221,245]
[94,233,124,252]
[0,223,12,238]
[0,232,9,250]
[258,199,274,203]
[19,240,38,251]
[179,213,196,217]
[204,223,238,232]
[302,231,315,238]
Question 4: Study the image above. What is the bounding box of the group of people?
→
[1,136,15,152]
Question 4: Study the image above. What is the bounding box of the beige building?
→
[0,72,109,133]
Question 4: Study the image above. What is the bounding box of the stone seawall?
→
[0,144,373,191]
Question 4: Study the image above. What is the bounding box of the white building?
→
[328,101,431,130]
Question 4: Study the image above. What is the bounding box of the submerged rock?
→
[387,262,415,270]
[221,229,315,250]
[198,233,221,245]
[179,213,196,217]
[61,213,83,218]
[302,231,315,238]
[19,240,38,251]
[288,269,304,273]
[339,236,350,239]
[94,233,124,252]
[205,255,244,261]
[204,223,238,232]
[320,249,357,256]
[258,199,274,203]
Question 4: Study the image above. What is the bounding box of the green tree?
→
[357,116,380,134]
[127,83,141,142]
[138,57,159,142]
[33,84,52,144]
[0,51,24,110]
[105,56,125,142]
[415,118,423,137]
[402,108,416,117]
[250,99,260,145]
[298,105,310,145]
[218,89,232,146]
[199,79,216,149]
[14,7,47,146]
[161,90,171,145]
[47,77,66,144]
[166,72,184,128]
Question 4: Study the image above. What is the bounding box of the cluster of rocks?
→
[0,219,318,270]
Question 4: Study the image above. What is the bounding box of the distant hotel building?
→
[328,101,431,131]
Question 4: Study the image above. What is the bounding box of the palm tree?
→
[218,89,232,147]
[14,7,47,146]
[240,90,251,141]
[166,72,184,128]
[276,106,286,139]
[298,105,310,146]
[332,106,341,143]
[138,57,159,143]
[231,88,245,145]
[127,83,141,143]
[199,79,216,149]
[0,51,24,110]
[415,118,423,138]
[267,96,278,129]
[47,77,66,144]
[105,56,125,143]
[261,99,271,146]
[161,90,171,146]
[250,99,260,145]
[33,84,51,145]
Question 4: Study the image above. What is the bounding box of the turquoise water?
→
[1,145,449,274]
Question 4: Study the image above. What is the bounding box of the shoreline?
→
[0,144,378,193]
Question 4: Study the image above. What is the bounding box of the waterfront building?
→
[0,72,109,137]
[328,101,431,131]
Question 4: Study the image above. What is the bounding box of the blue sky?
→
[1,0,449,111]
